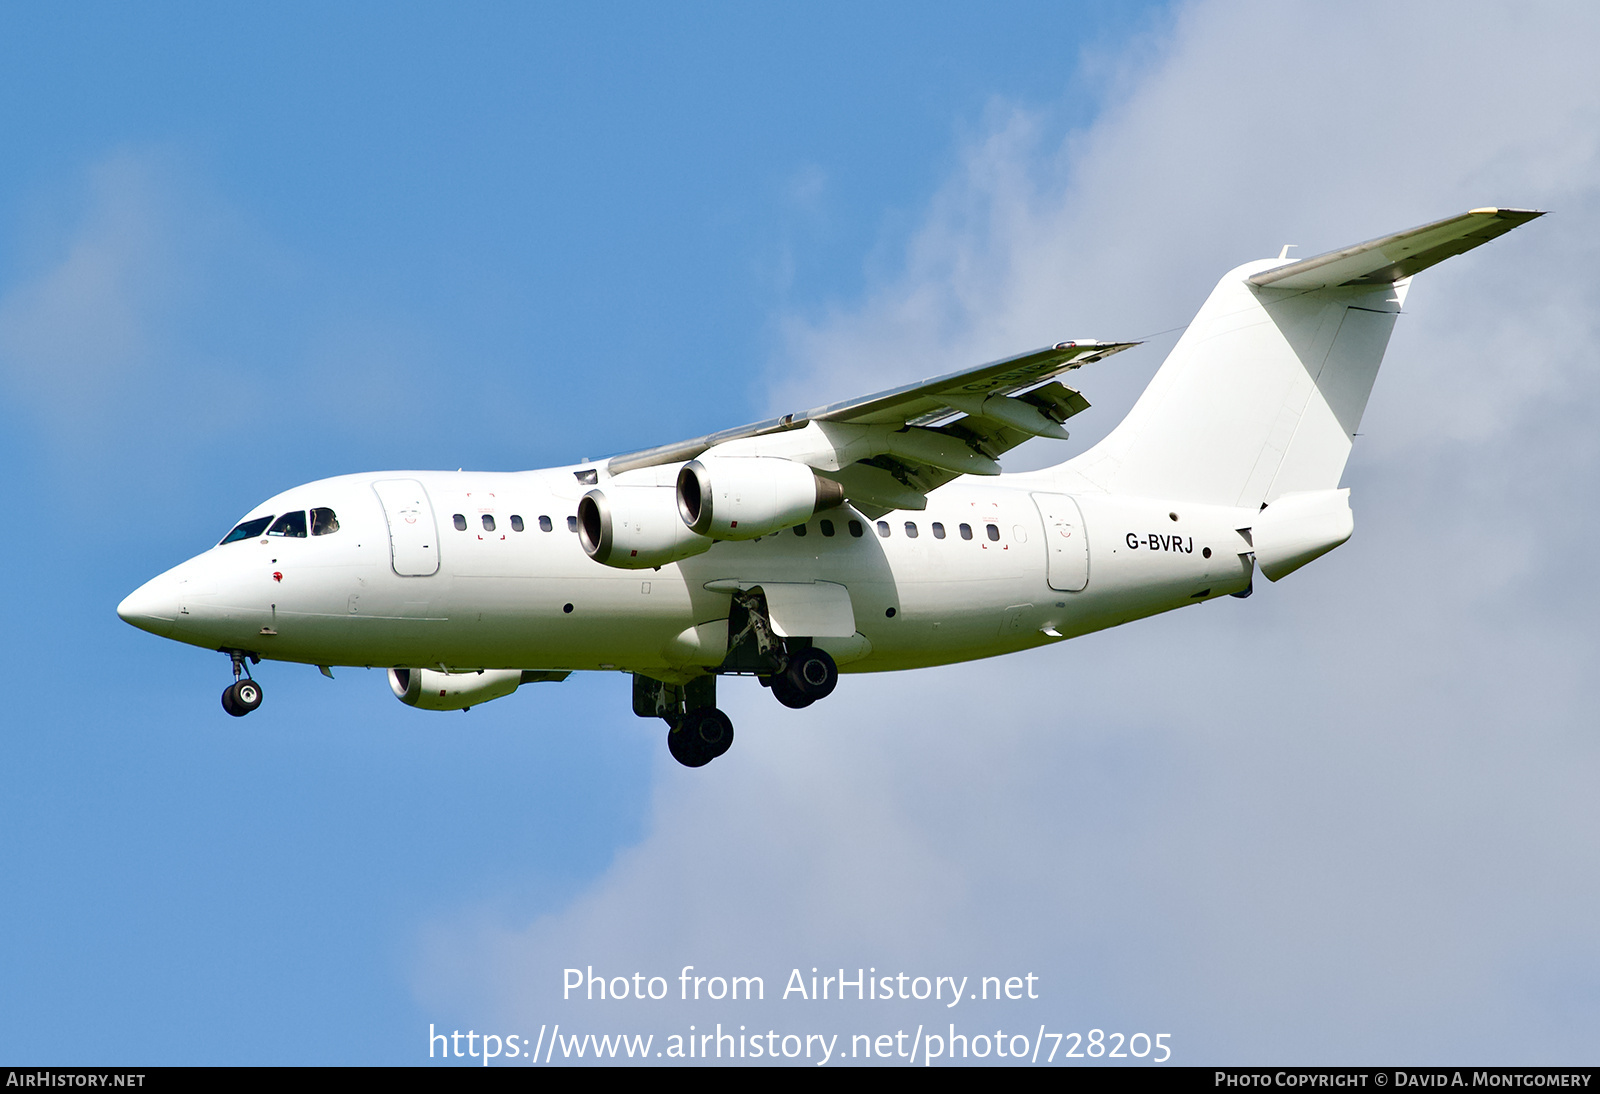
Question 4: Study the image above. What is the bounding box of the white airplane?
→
[118,208,1541,766]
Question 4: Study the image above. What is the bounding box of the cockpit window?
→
[267,511,308,538]
[311,507,340,535]
[220,516,273,545]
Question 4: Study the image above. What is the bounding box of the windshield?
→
[267,511,308,538]
[220,516,274,545]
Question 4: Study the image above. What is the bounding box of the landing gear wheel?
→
[221,679,264,717]
[234,678,263,712]
[785,648,838,702]
[770,673,814,709]
[702,711,734,759]
[221,650,263,718]
[667,707,735,767]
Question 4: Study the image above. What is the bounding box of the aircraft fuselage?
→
[118,466,1255,677]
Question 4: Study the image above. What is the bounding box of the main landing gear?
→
[220,650,264,717]
[726,588,839,710]
[634,592,843,768]
[632,649,840,769]
[634,674,732,768]
[667,707,734,768]
[762,647,839,709]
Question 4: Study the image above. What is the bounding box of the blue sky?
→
[4,1,1599,1066]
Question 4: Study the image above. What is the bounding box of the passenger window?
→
[539,515,553,532]
[453,514,467,531]
[876,521,890,538]
[932,522,946,539]
[904,522,918,538]
[220,516,274,545]
[820,519,835,537]
[567,516,578,532]
[960,523,973,540]
[510,515,524,532]
[986,523,1000,541]
[849,520,864,538]
[794,523,808,537]
[311,508,340,536]
[267,511,308,538]
[482,514,496,532]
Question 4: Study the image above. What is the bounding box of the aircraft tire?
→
[235,679,264,713]
[666,724,708,767]
[222,679,264,716]
[770,674,813,709]
[786,648,838,701]
[667,707,733,767]
[701,708,734,758]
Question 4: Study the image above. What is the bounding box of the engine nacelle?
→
[577,485,715,568]
[389,667,523,711]
[677,456,845,540]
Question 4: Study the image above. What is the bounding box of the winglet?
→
[1248,207,1544,290]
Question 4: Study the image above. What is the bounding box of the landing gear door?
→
[372,479,441,577]
[1032,493,1088,592]
[757,581,857,638]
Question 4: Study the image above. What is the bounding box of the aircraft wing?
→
[605,339,1137,513]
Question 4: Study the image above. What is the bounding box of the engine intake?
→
[577,485,715,568]
[677,456,845,540]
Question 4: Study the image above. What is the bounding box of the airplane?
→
[117,208,1542,767]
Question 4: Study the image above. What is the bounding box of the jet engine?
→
[389,667,524,711]
[677,456,845,540]
[577,486,715,568]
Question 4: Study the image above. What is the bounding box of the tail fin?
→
[1069,208,1542,507]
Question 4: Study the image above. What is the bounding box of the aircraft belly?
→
[438,574,695,668]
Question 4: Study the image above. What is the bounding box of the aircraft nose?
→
[117,577,178,637]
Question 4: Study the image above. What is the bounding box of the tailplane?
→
[1068,208,1542,508]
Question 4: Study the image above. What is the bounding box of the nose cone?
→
[117,577,178,637]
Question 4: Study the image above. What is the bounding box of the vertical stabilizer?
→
[1066,208,1541,508]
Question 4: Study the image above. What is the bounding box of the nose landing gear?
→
[222,678,264,716]
[220,650,264,717]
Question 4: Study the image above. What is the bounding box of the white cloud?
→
[418,2,1600,1062]
[0,150,200,428]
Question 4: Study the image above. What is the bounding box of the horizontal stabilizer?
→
[1249,208,1543,290]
